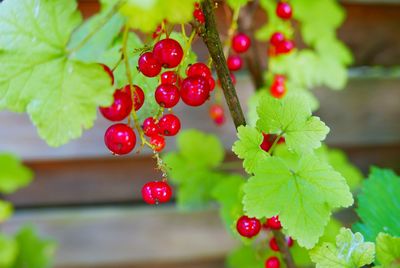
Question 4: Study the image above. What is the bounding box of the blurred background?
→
[1,0,399,267]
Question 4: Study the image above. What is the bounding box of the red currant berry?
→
[104,124,136,155]
[270,82,286,98]
[232,33,251,53]
[278,136,285,144]
[155,84,180,108]
[265,216,282,230]
[269,237,280,251]
[193,9,205,24]
[265,257,280,268]
[150,135,166,152]
[276,40,295,54]
[209,104,225,125]
[141,181,172,205]
[180,76,210,106]
[158,114,181,136]
[160,71,178,85]
[138,52,162,77]
[207,76,216,91]
[227,55,243,71]
[186,62,212,78]
[128,85,145,111]
[287,237,294,247]
[236,216,261,238]
[274,74,286,84]
[194,2,200,9]
[270,32,285,47]
[153,38,183,68]
[142,117,160,137]
[260,133,273,152]
[101,64,114,85]
[276,2,293,20]
[100,87,133,122]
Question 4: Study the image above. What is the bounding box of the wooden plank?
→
[3,207,237,268]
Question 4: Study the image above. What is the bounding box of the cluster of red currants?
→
[236,215,294,268]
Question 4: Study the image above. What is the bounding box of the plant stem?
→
[200,1,296,267]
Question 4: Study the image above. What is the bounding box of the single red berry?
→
[265,257,280,268]
[236,216,261,238]
[287,237,294,247]
[269,237,280,251]
[160,71,178,85]
[193,9,205,24]
[155,84,180,108]
[100,87,133,122]
[138,52,162,77]
[265,216,282,230]
[153,38,183,68]
[276,2,293,20]
[270,81,286,98]
[260,133,273,152]
[150,135,166,152]
[180,76,210,106]
[104,123,136,155]
[209,104,225,125]
[101,64,114,85]
[270,32,285,47]
[141,181,172,205]
[186,62,212,78]
[232,33,251,53]
[227,55,243,71]
[127,85,145,111]
[276,40,295,54]
[158,114,181,136]
[274,74,286,84]
[142,117,159,137]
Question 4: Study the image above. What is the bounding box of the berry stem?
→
[272,229,296,268]
[267,133,283,155]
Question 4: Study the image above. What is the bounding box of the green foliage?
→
[227,245,265,268]
[0,0,114,147]
[310,228,375,268]
[257,94,329,154]
[353,167,400,241]
[376,233,400,267]
[0,201,13,223]
[0,234,17,268]
[227,0,250,11]
[0,154,33,195]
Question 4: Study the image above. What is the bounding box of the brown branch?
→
[200,1,296,267]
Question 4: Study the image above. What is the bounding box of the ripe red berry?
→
[265,257,280,268]
[180,76,210,106]
[276,2,293,20]
[186,62,212,78]
[155,84,180,108]
[260,133,273,152]
[158,114,181,136]
[138,52,162,77]
[150,135,166,152]
[101,64,114,85]
[104,123,136,155]
[270,32,285,47]
[160,71,178,85]
[142,117,159,137]
[276,40,295,54]
[100,87,133,122]
[227,55,243,71]
[236,216,261,238]
[274,74,286,84]
[193,8,205,24]
[209,104,225,126]
[207,76,216,91]
[269,237,280,251]
[129,85,145,111]
[287,237,294,247]
[232,33,251,53]
[265,216,282,230]
[270,82,286,98]
[153,38,183,68]
[142,181,172,205]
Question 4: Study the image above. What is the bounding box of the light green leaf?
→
[227,245,264,268]
[243,153,353,248]
[0,234,17,268]
[376,233,400,267]
[353,168,400,241]
[232,126,270,174]
[0,0,114,146]
[310,228,375,268]
[257,94,329,154]
[0,153,33,194]
[0,201,13,223]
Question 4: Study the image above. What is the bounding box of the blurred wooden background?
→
[1,0,400,267]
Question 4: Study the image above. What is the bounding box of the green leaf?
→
[353,168,400,241]
[376,233,400,267]
[0,153,33,194]
[310,228,375,268]
[13,227,56,268]
[232,126,270,174]
[0,201,13,223]
[243,152,353,248]
[257,94,329,154]
[227,0,249,11]
[0,0,114,146]
[227,245,264,268]
[0,234,17,268]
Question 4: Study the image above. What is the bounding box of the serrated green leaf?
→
[0,0,114,146]
[0,234,17,268]
[310,228,375,268]
[232,126,270,174]
[353,168,400,241]
[243,153,353,248]
[0,153,33,194]
[257,94,329,154]
[376,233,400,267]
